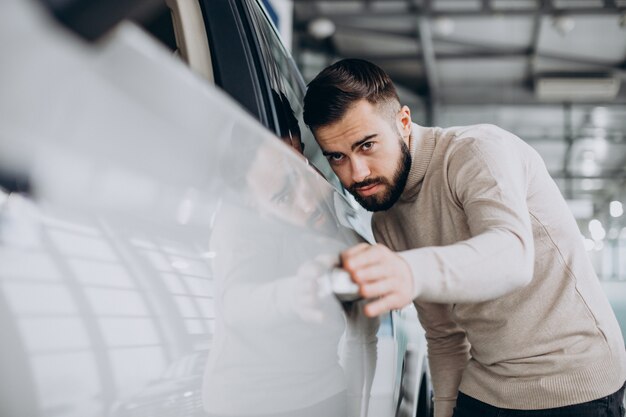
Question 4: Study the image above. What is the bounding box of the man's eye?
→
[362,142,374,151]
[329,154,344,163]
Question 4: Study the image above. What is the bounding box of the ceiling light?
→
[552,15,575,36]
[610,201,624,218]
[308,18,336,40]
[589,136,608,159]
[589,218,602,232]
[434,17,455,36]
[580,150,597,176]
[591,107,609,128]
[589,218,606,241]
[535,76,621,102]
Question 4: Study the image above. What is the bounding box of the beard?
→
[348,138,411,212]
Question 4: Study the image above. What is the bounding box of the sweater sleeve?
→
[401,137,535,304]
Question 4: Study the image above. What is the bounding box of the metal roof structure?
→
[293,0,626,232]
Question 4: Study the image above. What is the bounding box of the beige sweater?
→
[372,123,626,417]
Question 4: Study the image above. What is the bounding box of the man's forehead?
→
[315,118,376,148]
[314,100,387,141]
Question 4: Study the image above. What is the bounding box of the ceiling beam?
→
[540,0,555,13]
[536,53,626,76]
[549,173,626,180]
[407,0,439,124]
[436,93,626,106]
[432,36,626,75]
[527,1,545,82]
[416,15,439,124]
[562,103,575,198]
[353,48,625,74]
[328,24,417,38]
[293,5,625,18]
[354,50,527,61]
[436,50,529,60]
[482,0,492,14]
[322,26,625,74]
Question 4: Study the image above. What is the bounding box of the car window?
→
[243,0,342,187]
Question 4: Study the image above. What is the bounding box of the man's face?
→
[245,143,334,232]
[314,100,412,212]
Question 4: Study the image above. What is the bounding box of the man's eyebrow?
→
[321,134,378,156]
[351,134,378,151]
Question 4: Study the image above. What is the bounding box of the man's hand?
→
[341,243,415,317]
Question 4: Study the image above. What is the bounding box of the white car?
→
[0,1,432,416]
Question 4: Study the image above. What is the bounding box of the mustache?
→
[349,177,389,193]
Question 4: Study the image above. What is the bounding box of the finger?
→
[363,294,400,317]
[342,246,382,272]
[359,277,392,298]
[351,264,389,285]
[340,243,370,262]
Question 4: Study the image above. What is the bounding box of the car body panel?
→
[0,1,430,416]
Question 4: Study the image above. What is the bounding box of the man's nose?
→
[350,157,370,183]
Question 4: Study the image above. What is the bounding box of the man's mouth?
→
[356,182,381,197]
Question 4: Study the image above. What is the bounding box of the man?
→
[303,58,626,417]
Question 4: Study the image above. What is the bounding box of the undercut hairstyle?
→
[303,59,401,132]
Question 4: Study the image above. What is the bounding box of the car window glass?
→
[245,0,342,189]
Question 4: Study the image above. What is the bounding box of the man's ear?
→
[397,105,412,140]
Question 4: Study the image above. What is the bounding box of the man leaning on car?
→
[302,58,626,417]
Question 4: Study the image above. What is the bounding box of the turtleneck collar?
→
[400,122,436,202]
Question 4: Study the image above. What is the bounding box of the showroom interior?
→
[1,1,626,417]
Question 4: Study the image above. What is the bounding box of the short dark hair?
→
[303,59,400,131]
